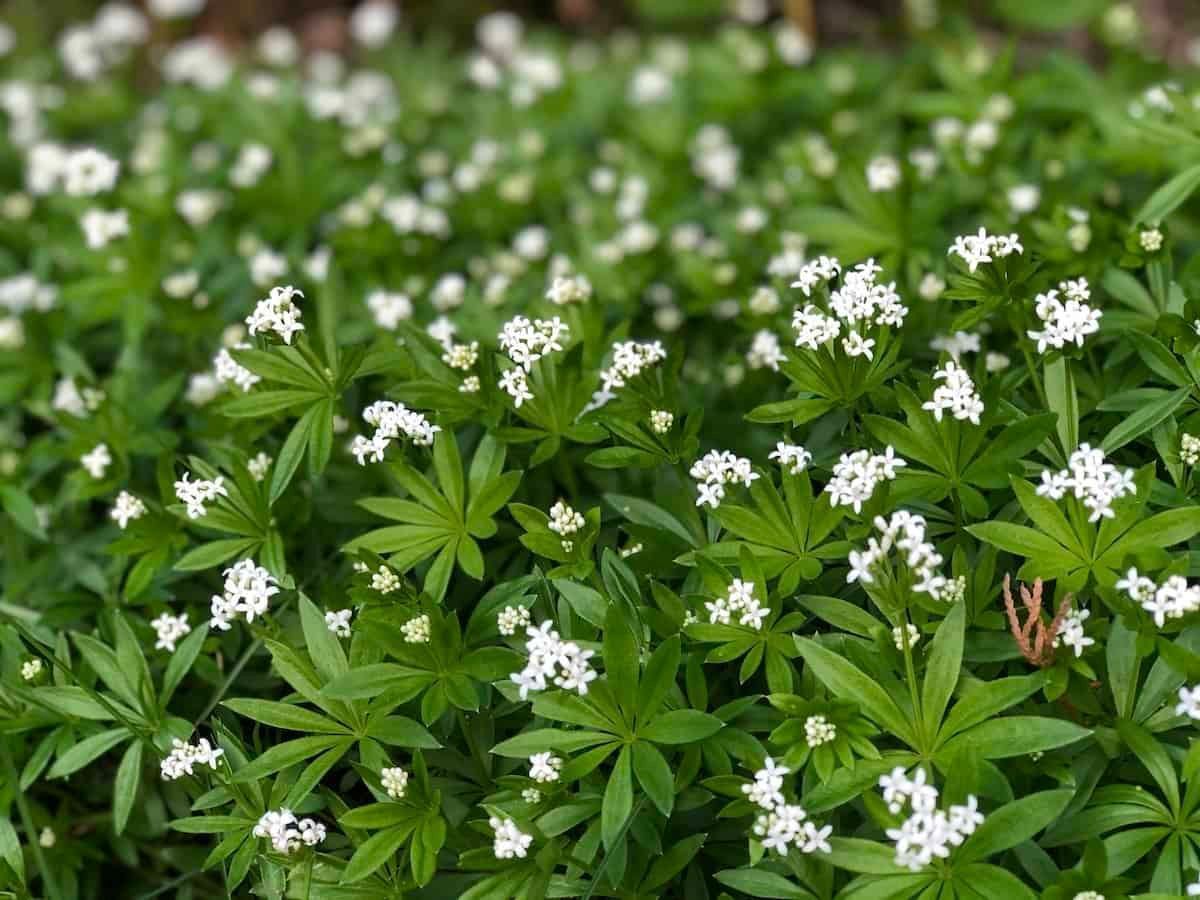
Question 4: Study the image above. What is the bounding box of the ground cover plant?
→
[8,0,1200,897]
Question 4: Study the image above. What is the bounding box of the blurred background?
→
[2,0,1199,63]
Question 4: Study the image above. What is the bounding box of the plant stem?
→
[1,736,61,900]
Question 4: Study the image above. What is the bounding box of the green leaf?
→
[169,815,257,834]
[957,790,1073,863]
[601,746,633,849]
[269,403,319,505]
[637,635,680,722]
[0,484,46,540]
[1100,387,1188,453]
[1100,507,1200,563]
[0,817,23,884]
[965,521,1080,569]
[112,739,143,835]
[604,603,640,719]
[921,601,964,740]
[1044,357,1078,453]
[944,716,1090,760]
[714,868,818,899]
[175,538,261,572]
[632,741,674,816]
[366,715,442,748]
[341,824,414,883]
[604,494,697,547]
[221,698,349,733]
[299,593,348,683]
[639,709,724,744]
[47,728,130,779]
[794,637,916,746]
[433,430,464,515]
[232,735,348,782]
[1138,162,1200,225]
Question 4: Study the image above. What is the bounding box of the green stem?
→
[1,736,61,900]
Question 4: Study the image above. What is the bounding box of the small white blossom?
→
[690,449,759,509]
[826,447,906,513]
[151,611,191,652]
[402,614,432,644]
[528,752,562,783]
[805,715,837,747]
[1035,443,1134,522]
[489,816,533,859]
[174,472,228,519]
[381,765,409,799]
[922,360,983,425]
[650,409,674,434]
[110,491,146,529]
[210,559,279,631]
[160,737,224,780]
[246,285,305,344]
[325,609,353,638]
[81,443,112,479]
[372,566,401,594]
[20,658,42,681]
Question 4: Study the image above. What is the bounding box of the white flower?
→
[81,443,112,479]
[1035,443,1134,522]
[1176,685,1200,720]
[38,827,55,848]
[892,624,921,651]
[866,155,901,192]
[174,471,228,519]
[381,766,409,799]
[929,331,980,360]
[80,208,129,249]
[880,767,983,871]
[110,491,146,529]
[690,449,759,509]
[498,605,531,636]
[499,367,534,407]
[148,0,206,19]
[1028,278,1101,353]
[325,609,353,638]
[20,658,42,681]
[366,290,412,330]
[489,816,533,859]
[372,566,401,594]
[246,285,305,344]
[805,715,837,746]
[247,452,272,482]
[1140,228,1164,252]
[214,345,260,392]
[598,340,667,392]
[254,809,325,854]
[746,329,785,371]
[947,228,1023,273]
[742,757,790,810]
[922,360,983,425]
[548,502,585,538]
[61,147,120,196]
[160,737,224,780]
[1007,183,1040,215]
[918,273,945,301]
[848,511,950,600]
[768,442,812,475]
[528,752,562,783]
[650,409,674,434]
[210,559,279,631]
[351,400,441,464]
[1053,607,1095,657]
[510,620,597,699]
[151,611,191,652]
[350,1,399,48]
[826,447,906,513]
[522,788,542,803]
[402,614,432,644]
[1182,433,1200,466]
[985,352,1010,372]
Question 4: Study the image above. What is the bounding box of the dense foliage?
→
[7,2,1200,898]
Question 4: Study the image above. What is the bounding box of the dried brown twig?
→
[1002,574,1072,668]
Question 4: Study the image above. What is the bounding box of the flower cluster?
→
[151,611,191,652]
[847,510,950,601]
[547,501,585,552]
[245,285,305,344]
[510,620,597,699]
[1117,567,1200,628]
[351,399,441,464]
[210,559,279,631]
[489,816,533,859]
[804,715,837,746]
[1052,606,1095,657]
[879,767,984,871]
[528,752,562,783]
[381,766,409,799]
[704,578,769,630]
[174,471,228,519]
[947,227,1023,272]
[1182,433,1200,466]
[401,614,432,644]
[689,449,759,509]
[768,441,812,475]
[1027,278,1101,353]
[1035,443,1135,522]
[825,447,906,513]
[598,340,668,393]
[160,738,224,781]
[324,609,353,638]
[791,258,906,361]
[253,809,326,855]
[741,758,832,855]
[110,490,146,529]
[498,605,531,636]
[922,360,983,425]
